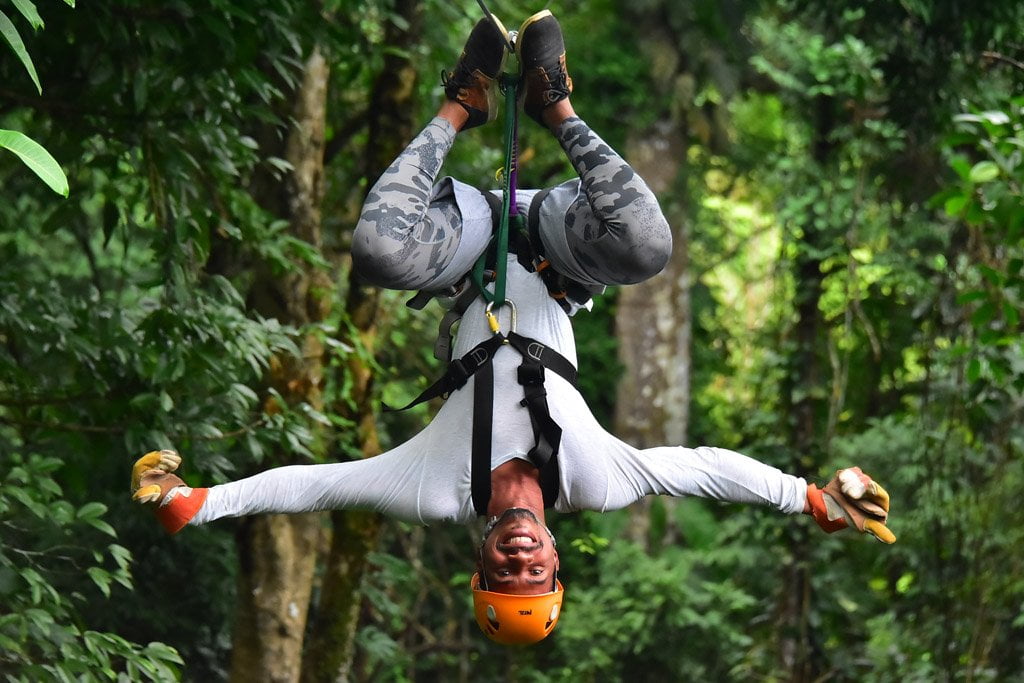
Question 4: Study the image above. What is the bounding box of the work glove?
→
[807,467,895,544]
[130,449,207,534]
[131,449,182,502]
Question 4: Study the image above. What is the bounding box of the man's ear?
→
[554,549,560,571]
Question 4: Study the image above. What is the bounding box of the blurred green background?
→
[2,0,1023,680]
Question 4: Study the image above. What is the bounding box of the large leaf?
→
[11,0,44,30]
[0,129,69,196]
[0,9,41,94]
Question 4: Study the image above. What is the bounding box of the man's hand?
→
[808,467,895,544]
[131,449,181,503]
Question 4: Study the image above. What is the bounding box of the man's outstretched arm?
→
[129,447,452,533]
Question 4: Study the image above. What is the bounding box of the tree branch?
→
[0,416,122,434]
[0,392,100,407]
[982,51,1024,72]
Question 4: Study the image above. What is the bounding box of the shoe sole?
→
[515,9,554,62]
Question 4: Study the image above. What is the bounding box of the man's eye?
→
[498,569,511,576]
[530,568,543,576]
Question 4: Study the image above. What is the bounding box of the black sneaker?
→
[443,17,509,130]
[516,10,573,126]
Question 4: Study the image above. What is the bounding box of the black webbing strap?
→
[383,334,506,412]
[527,187,553,254]
[506,332,569,508]
[468,332,576,514]
[385,324,578,515]
[433,277,491,362]
[506,331,578,387]
[472,359,495,515]
[525,188,579,314]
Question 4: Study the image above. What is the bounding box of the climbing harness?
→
[389,296,577,514]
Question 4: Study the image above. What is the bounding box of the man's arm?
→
[130,444,460,533]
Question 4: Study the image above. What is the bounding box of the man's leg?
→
[352,116,464,291]
[353,18,508,292]
[517,11,673,287]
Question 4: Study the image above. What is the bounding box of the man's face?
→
[477,508,559,595]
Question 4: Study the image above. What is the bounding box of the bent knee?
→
[607,214,674,283]
[351,217,410,288]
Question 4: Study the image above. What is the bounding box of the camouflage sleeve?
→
[352,117,471,291]
[533,117,673,286]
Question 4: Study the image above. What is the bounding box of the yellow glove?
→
[129,449,207,534]
[809,467,896,544]
[130,449,181,503]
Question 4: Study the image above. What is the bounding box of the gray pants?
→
[352,117,672,294]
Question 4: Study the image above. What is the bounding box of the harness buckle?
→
[517,363,545,387]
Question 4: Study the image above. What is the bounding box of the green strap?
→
[472,67,519,308]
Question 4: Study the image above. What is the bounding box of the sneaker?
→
[516,10,573,126]
[443,17,510,130]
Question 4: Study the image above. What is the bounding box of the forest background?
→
[2,0,1023,681]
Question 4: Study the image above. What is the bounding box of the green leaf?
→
[956,290,988,305]
[949,156,972,180]
[969,161,1000,183]
[0,10,41,93]
[979,110,1011,126]
[978,265,1003,286]
[11,0,43,30]
[0,633,23,654]
[967,357,982,383]
[971,301,996,327]
[77,502,107,520]
[86,567,112,598]
[86,518,117,538]
[943,193,969,216]
[0,129,69,196]
[1004,302,1020,328]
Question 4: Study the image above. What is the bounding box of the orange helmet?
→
[470,572,564,645]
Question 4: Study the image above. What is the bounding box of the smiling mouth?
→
[498,529,540,551]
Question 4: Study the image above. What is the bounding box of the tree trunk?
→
[617,124,692,450]
[230,514,322,683]
[228,48,331,683]
[300,2,423,680]
[616,122,690,546]
[614,7,694,547]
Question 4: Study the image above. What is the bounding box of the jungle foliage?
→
[1,0,1023,681]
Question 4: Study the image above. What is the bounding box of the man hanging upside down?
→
[131,10,895,646]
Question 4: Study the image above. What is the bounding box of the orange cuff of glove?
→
[806,483,846,534]
[155,487,209,535]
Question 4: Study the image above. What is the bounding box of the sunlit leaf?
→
[0,129,69,196]
[0,10,41,93]
[11,0,43,30]
[969,160,1000,183]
